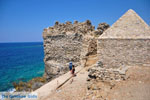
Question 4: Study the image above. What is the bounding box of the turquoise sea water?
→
[0,42,44,91]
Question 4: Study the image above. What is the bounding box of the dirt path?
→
[45,68,88,100]
[107,66,150,100]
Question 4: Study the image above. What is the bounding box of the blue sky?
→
[0,0,150,42]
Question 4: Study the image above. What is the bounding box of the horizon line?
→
[0,41,43,43]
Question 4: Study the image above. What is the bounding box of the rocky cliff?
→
[42,20,109,81]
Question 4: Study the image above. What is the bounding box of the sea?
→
[0,42,44,91]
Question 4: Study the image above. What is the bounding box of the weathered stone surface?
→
[94,23,110,36]
[93,23,110,37]
[88,65,130,82]
[98,39,150,68]
[43,33,83,80]
[97,23,110,31]
[86,38,97,56]
[43,20,95,38]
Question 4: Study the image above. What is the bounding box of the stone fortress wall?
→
[43,20,109,80]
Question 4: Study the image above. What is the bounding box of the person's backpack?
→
[69,62,72,71]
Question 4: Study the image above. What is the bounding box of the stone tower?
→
[97,9,150,68]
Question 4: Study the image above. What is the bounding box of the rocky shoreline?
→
[12,77,47,92]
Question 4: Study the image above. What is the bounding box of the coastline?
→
[0,42,44,91]
[12,76,47,92]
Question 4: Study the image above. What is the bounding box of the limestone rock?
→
[32,82,44,90]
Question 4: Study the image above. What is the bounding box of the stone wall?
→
[43,20,94,81]
[97,39,150,68]
[88,65,129,82]
[43,20,109,80]
[44,34,83,80]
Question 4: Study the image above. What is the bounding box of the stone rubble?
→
[84,61,130,100]
[88,64,130,82]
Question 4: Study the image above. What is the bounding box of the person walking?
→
[69,62,72,73]
[71,65,76,76]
